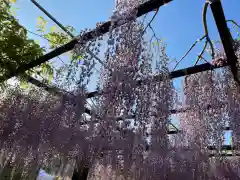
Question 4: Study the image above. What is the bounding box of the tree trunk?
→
[72,166,89,180]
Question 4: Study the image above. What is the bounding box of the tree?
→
[0,0,82,90]
[0,0,54,89]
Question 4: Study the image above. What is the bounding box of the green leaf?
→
[50,26,57,33]
[76,55,83,60]
[10,7,19,16]
[42,63,51,75]
[65,25,76,34]
[0,82,7,91]
[37,16,47,24]
[40,63,54,83]
[47,71,54,83]
[0,3,81,88]
[152,39,163,47]
[19,80,29,89]
[70,53,82,65]
[237,34,240,41]
[9,0,17,3]
[34,39,40,45]
[36,16,47,33]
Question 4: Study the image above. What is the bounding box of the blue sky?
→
[13,0,239,145]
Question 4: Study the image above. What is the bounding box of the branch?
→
[149,24,161,42]
[142,7,159,34]
[191,1,216,67]
[173,1,215,70]
[140,13,149,28]
[198,55,210,63]
[194,40,208,65]
[226,19,240,29]
[203,1,215,59]
[173,35,206,70]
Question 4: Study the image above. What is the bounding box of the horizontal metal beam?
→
[209,153,240,157]
[26,76,93,115]
[143,145,238,154]
[87,61,229,98]
[26,75,63,96]
[208,145,235,151]
[0,0,172,83]
[100,149,240,157]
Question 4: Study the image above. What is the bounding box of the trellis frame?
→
[25,0,238,127]
[25,2,239,164]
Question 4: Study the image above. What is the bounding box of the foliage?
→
[0,1,55,89]
[35,15,87,90]
[0,0,85,91]
[36,16,75,49]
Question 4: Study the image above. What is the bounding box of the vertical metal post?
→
[210,0,239,84]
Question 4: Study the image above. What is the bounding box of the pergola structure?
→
[1,0,239,179]
[12,0,238,131]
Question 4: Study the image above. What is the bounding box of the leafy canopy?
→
[0,0,55,89]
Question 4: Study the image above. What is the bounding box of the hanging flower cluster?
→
[0,87,90,178]
[88,0,174,179]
